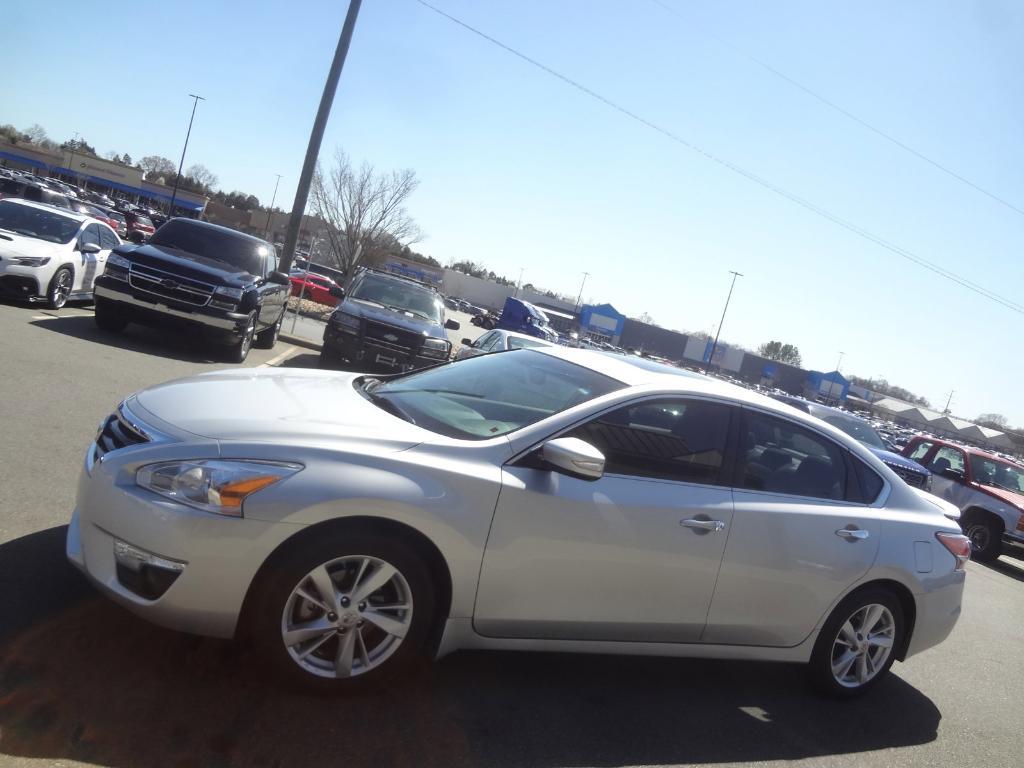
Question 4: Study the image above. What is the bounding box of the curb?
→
[280,333,322,352]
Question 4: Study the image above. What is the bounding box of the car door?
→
[77,223,104,291]
[255,246,286,328]
[926,445,972,508]
[475,397,737,642]
[94,225,119,288]
[703,408,882,647]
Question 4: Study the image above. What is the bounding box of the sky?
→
[5,0,1023,424]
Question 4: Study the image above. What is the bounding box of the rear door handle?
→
[836,528,870,541]
[681,518,726,533]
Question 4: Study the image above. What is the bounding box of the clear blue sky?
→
[6,0,1023,424]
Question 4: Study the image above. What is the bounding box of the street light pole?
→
[574,271,590,312]
[279,0,363,275]
[829,351,845,404]
[264,173,282,239]
[705,271,742,373]
[514,267,524,297]
[66,131,80,187]
[169,93,205,216]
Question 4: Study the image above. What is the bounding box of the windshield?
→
[0,200,79,244]
[149,219,269,275]
[969,455,1024,493]
[350,274,442,323]
[814,408,887,450]
[372,350,624,439]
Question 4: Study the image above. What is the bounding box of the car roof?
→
[495,329,556,345]
[163,217,271,244]
[1,197,88,223]
[912,435,1019,464]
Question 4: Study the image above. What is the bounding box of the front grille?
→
[95,411,149,459]
[885,462,928,489]
[128,263,214,306]
[364,321,420,353]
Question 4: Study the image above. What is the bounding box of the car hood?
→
[974,483,1024,512]
[0,235,66,260]
[118,243,257,288]
[130,368,428,450]
[341,298,443,335]
[868,447,927,474]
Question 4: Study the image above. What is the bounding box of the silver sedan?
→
[67,348,969,696]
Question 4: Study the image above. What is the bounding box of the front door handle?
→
[836,528,870,541]
[681,518,726,533]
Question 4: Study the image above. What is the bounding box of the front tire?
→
[250,530,436,693]
[227,312,256,363]
[808,587,904,698]
[47,267,73,310]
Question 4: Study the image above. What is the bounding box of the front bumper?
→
[67,443,302,639]
[0,264,45,300]
[95,278,249,340]
[323,325,446,371]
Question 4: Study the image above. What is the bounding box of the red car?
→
[289,271,345,307]
[124,211,156,242]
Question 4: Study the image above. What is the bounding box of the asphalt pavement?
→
[0,299,1022,768]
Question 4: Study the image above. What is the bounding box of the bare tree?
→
[311,150,422,274]
[139,155,177,181]
[186,164,218,191]
[23,124,49,144]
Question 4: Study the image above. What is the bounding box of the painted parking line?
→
[259,345,299,368]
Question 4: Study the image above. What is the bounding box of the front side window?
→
[508,335,548,350]
[740,411,847,500]
[930,447,965,475]
[565,398,732,485]
[98,225,119,250]
[80,224,101,248]
[371,350,624,439]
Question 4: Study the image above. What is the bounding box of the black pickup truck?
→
[92,218,289,362]
[321,269,460,372]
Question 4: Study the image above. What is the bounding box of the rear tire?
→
[94,298,128,332]
[808,587,904,698]
[255,311,283,349]
[962,513,1001,563]
[249,530,436,693]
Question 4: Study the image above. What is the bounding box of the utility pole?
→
[829,351,845,404]
[263,173,283,239]
[65,131,80,187]
[574,271,590,313]
[514,267,524,297]
[169,94,205,216]
[279,0,363,275]
[943,390,955,414]
[705,271,742,374]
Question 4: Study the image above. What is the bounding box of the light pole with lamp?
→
[705,270,742,374]
[263,173,283,239]
[169,93,205,216]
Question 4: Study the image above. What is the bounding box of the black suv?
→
[93,218,290,362]
[321,269,459,371]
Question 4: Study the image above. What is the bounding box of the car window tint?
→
[565,399,732,485]
[907,441,933,461]
[98,226,119,250]
[930,447,965,474]
[80,223,101,247]
[850,456,884,504]
[474,332,495,349]
[508,335,547,350]
[740,411,847,500]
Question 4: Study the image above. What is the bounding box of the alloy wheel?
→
[966,523,990,551]
[50,270,71,309]
[281,555,414,679]
[830,603,896,688]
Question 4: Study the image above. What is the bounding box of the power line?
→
[648,0,1024,221]
[412,0,1024,315]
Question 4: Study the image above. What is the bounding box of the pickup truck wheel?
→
[319,345,344,370]
[963,515,1001,562]
[94,299,127,332]
[228,313,257,363]
[255,311,283,349]
[47,267,73,310]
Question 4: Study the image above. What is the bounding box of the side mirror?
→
[329,286,345,298]
[541,437,605,481]
[268,270,290,286]
[79,242,101,254]
[461,338,472,346]
[941,467,966,483]
[445,319,460,331]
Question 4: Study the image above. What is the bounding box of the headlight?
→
[136,460,302,517]
[421,337,451,359]
[11,256,50,267]
[333,311,360,333]
[107,252,131,270]
[214,286,244,302]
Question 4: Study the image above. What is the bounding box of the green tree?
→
[758,340,803,366]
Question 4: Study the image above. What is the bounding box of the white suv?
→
[0,198,120,308]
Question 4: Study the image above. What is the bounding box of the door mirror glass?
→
[268,270,290,285]
[79,241,101,254]
[541,437,605,481]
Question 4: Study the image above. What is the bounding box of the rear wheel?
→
[46,267,73,310]
[962,513,1001,562]
[250,531,435,693]
[94,298,128,332]
[255,311,283,349]
[319,344,344,370]
[808,587,904,698]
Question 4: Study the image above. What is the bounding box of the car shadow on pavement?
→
[0,526,942,768]
[279,351,325,369]
[981,555,1024,583]
[29,314,234,364]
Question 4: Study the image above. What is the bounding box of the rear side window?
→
[22,186,43,202]
[849,456,884,504]
[739,410,847,500]
[0,179,21,195]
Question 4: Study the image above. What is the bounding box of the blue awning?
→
[0,150,48,168]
